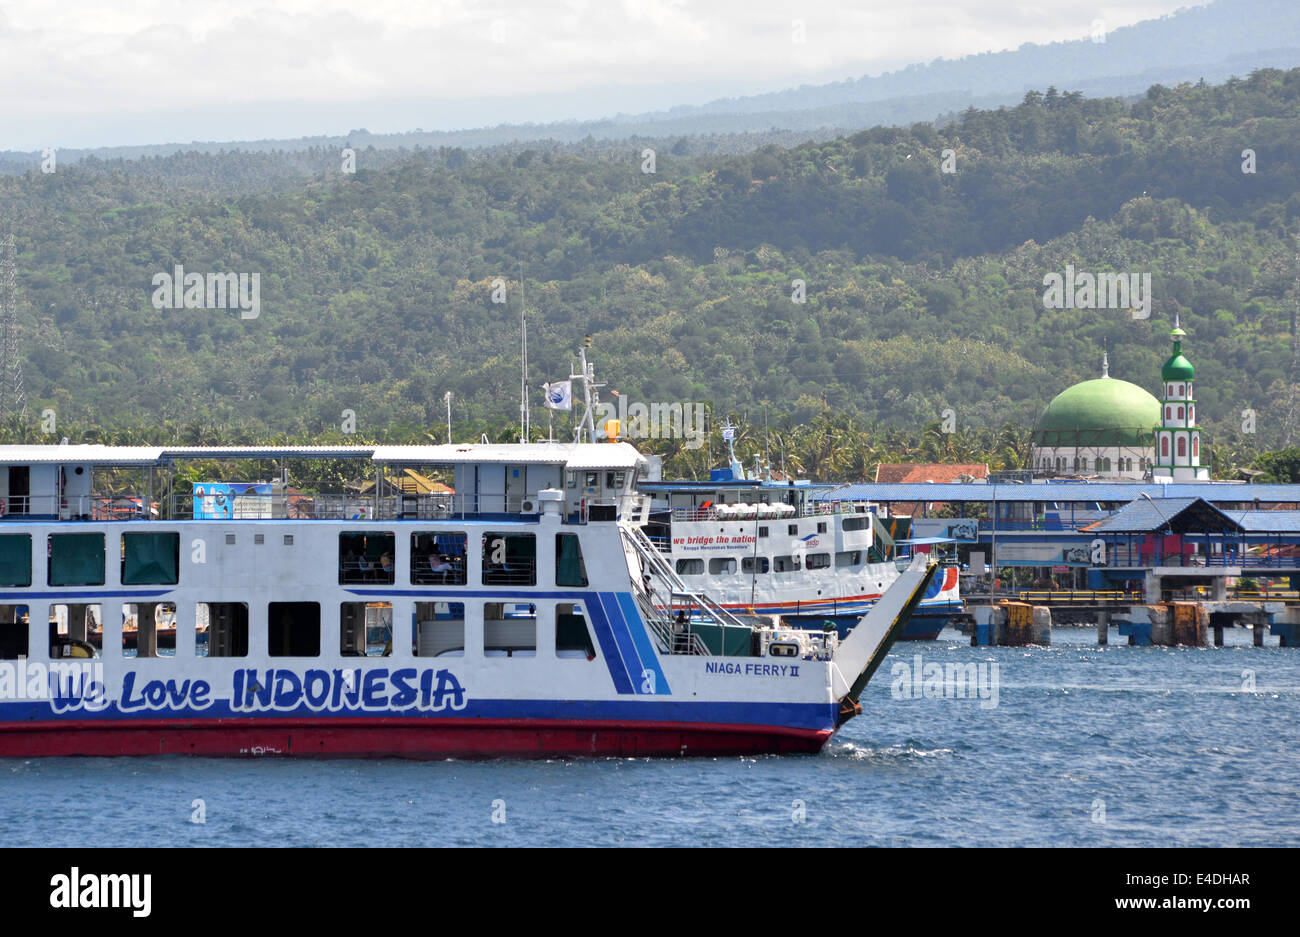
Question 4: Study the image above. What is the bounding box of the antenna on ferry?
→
[721,418,743,479]
[571,341,604,444]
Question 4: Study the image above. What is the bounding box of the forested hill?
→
[0,69,1299,467]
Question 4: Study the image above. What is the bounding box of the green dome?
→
[1161,341,1195,381]
[1033,377,1160,448]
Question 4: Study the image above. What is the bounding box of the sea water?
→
[4,627,1298,847]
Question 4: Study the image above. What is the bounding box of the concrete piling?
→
[972,602,1050,646]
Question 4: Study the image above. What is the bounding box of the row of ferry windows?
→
[339,532,587,587]
[5,601,596,661]
[0,532,588,589]
[676,550,863,576]
[0,532,179,588]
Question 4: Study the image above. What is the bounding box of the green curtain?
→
[49,533,105,586]
[122,532,180,585]
[555,534,588,586]
[0,535,31,587]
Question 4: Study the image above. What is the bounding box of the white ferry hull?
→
[0,442,932,758]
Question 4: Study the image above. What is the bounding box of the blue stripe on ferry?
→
[594,591,646,692]
[613,591,669,695]
[581,595,636,696]
[3,698,837,732]
[0,589,172,601]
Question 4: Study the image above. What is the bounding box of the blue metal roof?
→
[811,482,1300,505]
[1088,498,1242,533]
[1225,510,1300,533]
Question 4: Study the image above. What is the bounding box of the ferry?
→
[0,440,935,757]
[638,431,962,641]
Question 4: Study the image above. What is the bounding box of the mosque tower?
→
[1152,314,1210,482]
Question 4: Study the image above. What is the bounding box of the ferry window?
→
[757,526,769,538]
[0,606,26,659]
[48,533,105,586]
[484,602,536,656]
[817,522,827,534]
[482,533,536,586]
[742,557,769,574]
[606,472,617,488]
[675,558,704,575]
[836,550,862,568]
[338,531,395,585]
[268,602,321,657]
[709,557,738,575]
[121,532,180,585]
[556,603,595,659]
[0,534,31,587]
[411,532,467,585]
[556,534,588,586]
[584,472,598,488]
[49,603,99,659]
[341,602,392,656]
[787,524,798,536]
[124,602,174,659]
[199,602,248,658]
[566,472,577,489]
[414,601,465,657]
[806,553,831,570]
[773,555,802,572]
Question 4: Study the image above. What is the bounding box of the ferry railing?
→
[1015,590,1144,605]
[631,587,710,656]
[622,525,752,632]
[481,562,537,586]
[166,492,560,522]
[665,502,867,523]
[1106,547,1300,569]
[0,494,153,520]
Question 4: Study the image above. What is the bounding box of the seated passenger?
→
[429,553,454,583]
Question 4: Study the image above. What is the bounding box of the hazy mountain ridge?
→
[1,0,1295,167]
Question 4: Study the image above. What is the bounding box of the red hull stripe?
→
[0,716,832,757]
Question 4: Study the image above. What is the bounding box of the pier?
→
[811,482,1300,650]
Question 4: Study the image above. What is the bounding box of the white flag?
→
[542,380,572,410]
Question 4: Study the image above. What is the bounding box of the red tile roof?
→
[872,463,989,516]
[873,463,989,484]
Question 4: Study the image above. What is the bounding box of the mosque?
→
[1031,317,1209,482]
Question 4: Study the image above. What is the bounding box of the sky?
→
[0,0,1197,150]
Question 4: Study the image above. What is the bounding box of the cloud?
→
[0,0,1196,148]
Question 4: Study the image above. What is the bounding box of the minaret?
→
[1152,314,1209,481]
